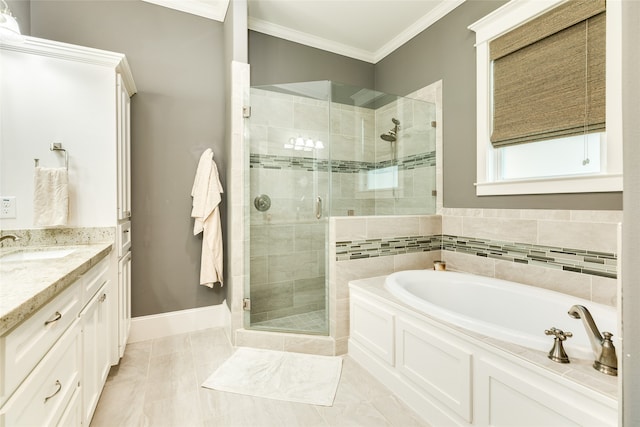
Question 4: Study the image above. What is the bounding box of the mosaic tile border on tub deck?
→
[335,234,617,279]
[250,151,435,173]
[335,235,442,261]
[441,235,617,279]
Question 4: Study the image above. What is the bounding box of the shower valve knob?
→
[254,194,271,212]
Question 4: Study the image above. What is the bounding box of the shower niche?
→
[245,81,436,336]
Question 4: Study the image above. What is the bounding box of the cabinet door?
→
[56,387,81,427]
[81,283,110,426]
[0,321,81,427]
[118,251,132,358]
[475,357,617,426]
[116,73,131,221]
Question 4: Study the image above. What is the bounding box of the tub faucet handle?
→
[545,327,573,364]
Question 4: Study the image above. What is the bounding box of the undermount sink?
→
[1,248,76,262]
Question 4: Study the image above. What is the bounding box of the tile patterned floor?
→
[90,328,430,427]
[252,310,327,334]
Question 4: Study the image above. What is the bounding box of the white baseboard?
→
[128,301,231,343]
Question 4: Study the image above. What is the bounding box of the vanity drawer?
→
[0,281,81,406]
[81,257,109,307]
[0,320,81,427]
[117,221,131,258]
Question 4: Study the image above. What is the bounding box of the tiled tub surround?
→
[441,208,621,307]
[442,235,617,279]
[329,209,621,355]
[336,234,617,280]
[336,235,442,261]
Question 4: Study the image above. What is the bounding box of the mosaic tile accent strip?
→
[336,235,441,261]
[441,235,617,279]
[335,233,617,279]
[250,151,435,173]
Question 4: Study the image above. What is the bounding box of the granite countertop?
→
[0,243,113,335]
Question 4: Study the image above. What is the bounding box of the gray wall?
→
[6,0,30,36]
[375,0,622,210]
[29,0,227,316]
[249,31,375,88]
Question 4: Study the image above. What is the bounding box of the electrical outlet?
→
[1,197,16,219]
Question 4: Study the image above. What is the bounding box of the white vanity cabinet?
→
[0,255,112,427]
[1,36,136,364]
[117,250,132,358]
[80,260,111,426]
[117,73,132,222]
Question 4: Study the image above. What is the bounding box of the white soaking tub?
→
[384,269,617,360]
[348,270,618,427]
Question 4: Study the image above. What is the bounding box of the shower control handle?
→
[315,196,322,220]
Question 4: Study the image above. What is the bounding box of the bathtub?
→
[348,271,618,426]
[384,269,617,360]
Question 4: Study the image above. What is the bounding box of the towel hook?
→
[50,142,68,170]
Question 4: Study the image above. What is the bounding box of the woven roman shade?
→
[490,0,606,148]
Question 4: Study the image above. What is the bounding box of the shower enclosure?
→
[245,81,436,336]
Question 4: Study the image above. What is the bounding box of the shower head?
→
[380,133,396,142]
[381,118,400,142]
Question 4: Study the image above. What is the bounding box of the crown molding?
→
[250,0,465,64]
[141,0,229,22]
[1,37,137,95]
[374,0,465,63]
[248,16,376,63]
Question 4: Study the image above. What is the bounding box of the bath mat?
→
[201,347,343,406]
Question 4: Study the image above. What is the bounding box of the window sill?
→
[475,174,622,196]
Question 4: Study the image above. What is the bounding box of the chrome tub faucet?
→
[568,304,618,376]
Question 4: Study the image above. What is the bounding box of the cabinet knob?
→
[99,293,107,303]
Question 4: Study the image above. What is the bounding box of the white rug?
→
[202,347,343,406]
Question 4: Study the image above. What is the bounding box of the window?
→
[365,166,398,191]
[469,0,622,196]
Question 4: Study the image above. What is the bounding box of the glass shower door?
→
[245,81,330,335]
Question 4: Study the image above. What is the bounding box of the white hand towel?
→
[191,149,224,287]
[33,166,69,227]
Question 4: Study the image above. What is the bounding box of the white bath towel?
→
[191,149,224,287]
[33,167,69,227]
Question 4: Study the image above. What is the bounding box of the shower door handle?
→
[315,196,322,220]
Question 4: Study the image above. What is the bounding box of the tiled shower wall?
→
[248,87,439,321]
[249,221,326,322]
[372,97,437,215]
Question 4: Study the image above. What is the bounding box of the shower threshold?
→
[251,309,327,335]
